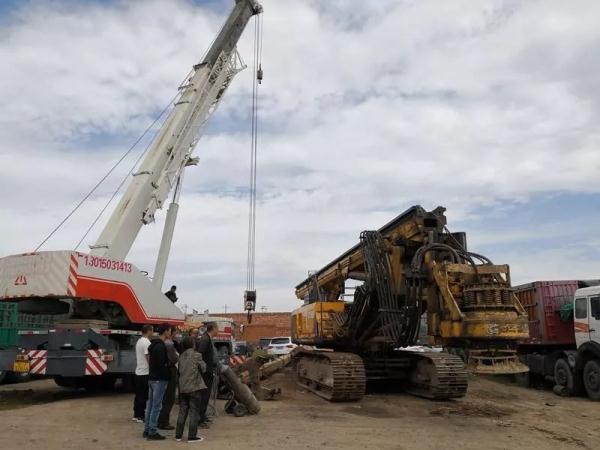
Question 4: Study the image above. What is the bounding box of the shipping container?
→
[514,280,578,347]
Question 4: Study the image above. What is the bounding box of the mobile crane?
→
[292,206,530,401]
[0,0,262,388]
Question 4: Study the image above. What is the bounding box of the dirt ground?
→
[0,369,597,450]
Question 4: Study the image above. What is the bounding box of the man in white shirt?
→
[133,324,154,422]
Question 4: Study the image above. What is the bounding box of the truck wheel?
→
[120,375,135,393]
[53,376,88,388]
[583,359,600,401]
[84,376,117,391]
[233,403,248,417]
[554,358,575,396]
[514,371,530,388]
[0,370,6,384]
[5,371,30,384]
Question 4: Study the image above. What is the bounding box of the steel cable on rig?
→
[339,231,418,348]
[245,13,263,321]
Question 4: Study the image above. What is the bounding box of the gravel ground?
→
[0,369,597,449]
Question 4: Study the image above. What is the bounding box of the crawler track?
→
[295,349,467,402]
[405,351,468,400]
[296,350,366,401]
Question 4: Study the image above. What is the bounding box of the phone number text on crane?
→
[83,256,132,272]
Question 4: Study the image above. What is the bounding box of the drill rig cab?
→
[291,205,529,401]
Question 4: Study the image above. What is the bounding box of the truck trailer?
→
[515,280,600,400]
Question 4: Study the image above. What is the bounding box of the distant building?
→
[212,312,291,344]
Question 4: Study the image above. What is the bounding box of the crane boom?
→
[91,0,262,261]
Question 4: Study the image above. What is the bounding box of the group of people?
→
[133,321,220,442]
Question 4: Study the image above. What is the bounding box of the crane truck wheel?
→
[120,375,135,393]
[553,358,575,396]
[54,376,79,388]
[83,375,118,391]
[583,359,600,401]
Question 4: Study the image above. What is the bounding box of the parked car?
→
[258,337,272,350]
[266,337,297,356]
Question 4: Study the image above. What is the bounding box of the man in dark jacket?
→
[143,324,172,441]
[196,322,218,427]
[164,285,178,303]
[157,326,179,430]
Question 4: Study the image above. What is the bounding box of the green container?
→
[0,303,18,348]
[0,303,58,349]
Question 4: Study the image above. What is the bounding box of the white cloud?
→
[1,0,600,313]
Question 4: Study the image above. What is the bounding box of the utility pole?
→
[223,304,228,314]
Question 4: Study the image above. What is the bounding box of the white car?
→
[266,337,297,356]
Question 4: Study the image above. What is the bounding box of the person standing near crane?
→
[132,324,154,423]
[157,325,179,430]
[164,286,178,303]
[143,324,172,441]
[175,337,208,443]
[196,322,219,428]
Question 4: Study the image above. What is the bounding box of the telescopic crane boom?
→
[92,0,262,264]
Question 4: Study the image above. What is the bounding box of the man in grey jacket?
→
[175,337,207,443]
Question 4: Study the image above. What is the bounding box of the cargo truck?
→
[514,280,600,400]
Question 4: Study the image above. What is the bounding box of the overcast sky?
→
[1,0,599,314]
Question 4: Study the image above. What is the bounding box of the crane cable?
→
[34,12,232,253]
[73,118,162,251]
[246,13,263,292]
[33,71,192,252]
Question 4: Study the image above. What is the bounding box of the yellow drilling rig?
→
[291,205,529,401]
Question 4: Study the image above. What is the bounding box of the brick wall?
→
[213,312,291,343]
